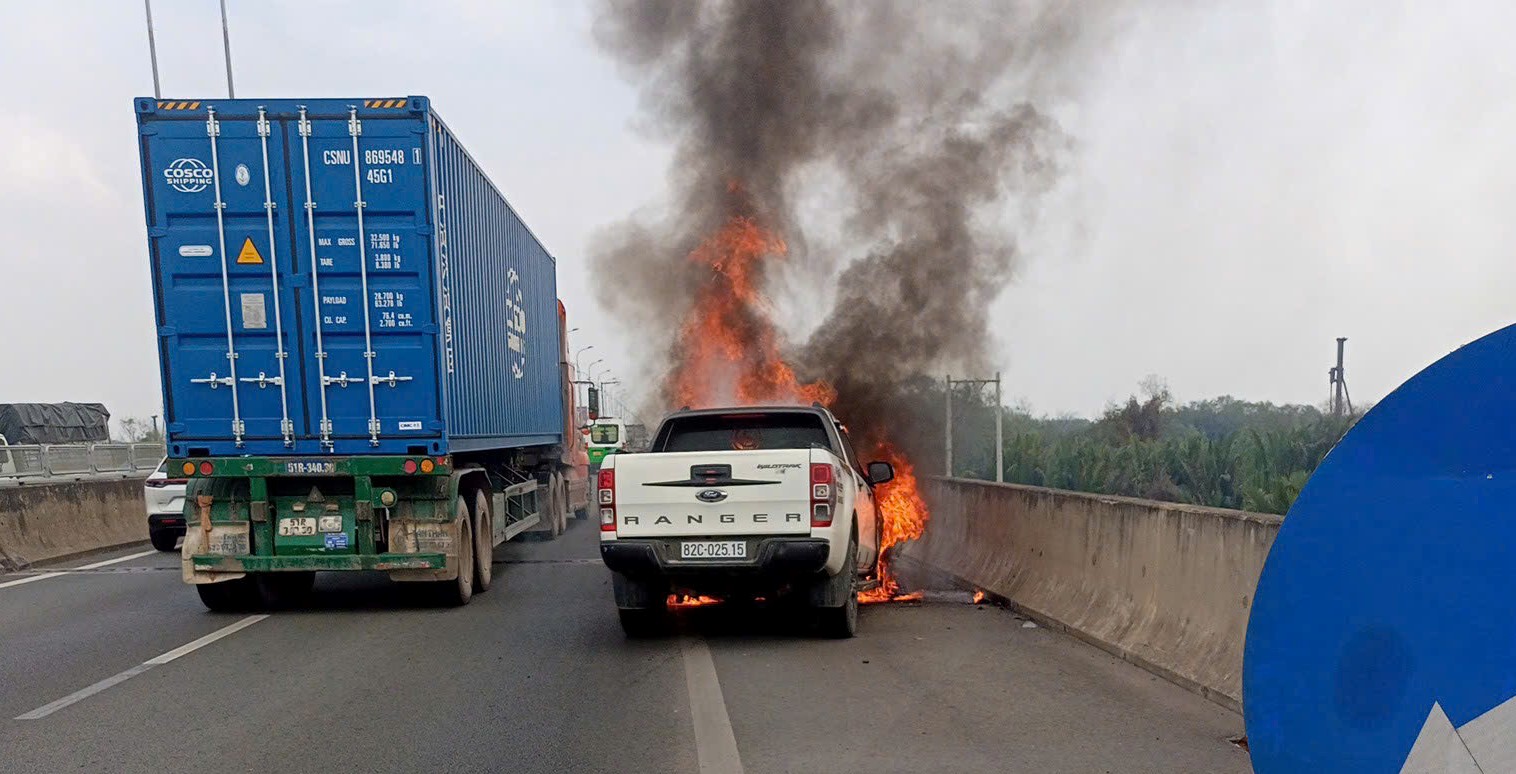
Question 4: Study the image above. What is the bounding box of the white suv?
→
[143,458,188,551]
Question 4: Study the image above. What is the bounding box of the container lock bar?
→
[348,107,381,447]
[256,107,295,448]
[205,107,244,447]
[298,107,334,450]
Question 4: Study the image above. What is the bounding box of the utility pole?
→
[143,0,161,99]
[994,371,1003,483]
[219,0,236,98]
[945,373,1005,481]
[944,374,953,477]
[1329,337,1351,417]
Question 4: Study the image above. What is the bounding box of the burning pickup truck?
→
[596,405,895,638]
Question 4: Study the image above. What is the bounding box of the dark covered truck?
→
[0,403,111,444]
[134,96,587,609]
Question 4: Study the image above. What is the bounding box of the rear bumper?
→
[190,553,446,572]
[148,514,186,532]
[601,537,830,580]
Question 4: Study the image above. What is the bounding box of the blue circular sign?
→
[1245,323,1516,772]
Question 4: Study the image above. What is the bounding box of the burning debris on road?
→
[592,0,1083,600]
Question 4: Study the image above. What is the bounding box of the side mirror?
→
[866,461,894,485]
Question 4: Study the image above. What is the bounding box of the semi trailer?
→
[134,95,587,609]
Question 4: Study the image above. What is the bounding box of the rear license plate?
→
[277,517,317,537]
[680,541,746,559]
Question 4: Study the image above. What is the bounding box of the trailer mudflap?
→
[181,524,250,584]
[385,518,463,582]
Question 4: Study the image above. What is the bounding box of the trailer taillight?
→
[598,469,616,532]
[198,461,214,476]
[402,459,418,474]
[810,463,838,527]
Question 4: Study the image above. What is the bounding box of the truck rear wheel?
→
[812,537,860,639]
[196,577,256,613]
[433,499,474,607]
[473,489,493,593]
[613,572,669,638]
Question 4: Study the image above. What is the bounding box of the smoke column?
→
[591,0,1095,460]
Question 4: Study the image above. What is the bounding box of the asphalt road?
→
[0,522,1250,773]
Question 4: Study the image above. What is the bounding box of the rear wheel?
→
[473,489,494,593]
[813,537,860,639]
[149,529,179,552]
[195,577,256,613]
[613,572,669,638]
[433,498,474,606]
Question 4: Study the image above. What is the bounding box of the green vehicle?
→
[587,419,629,470]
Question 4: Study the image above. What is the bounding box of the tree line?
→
[941,378,1358,515]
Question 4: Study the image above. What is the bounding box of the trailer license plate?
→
[278,517,317,537]
[681,541,746,559]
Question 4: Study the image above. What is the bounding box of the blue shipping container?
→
[135,96,563,458]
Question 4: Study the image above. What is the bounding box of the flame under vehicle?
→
[597,405,894,638]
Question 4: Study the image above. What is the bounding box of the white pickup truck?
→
[597,405,895,638]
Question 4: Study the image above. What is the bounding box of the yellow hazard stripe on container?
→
[155,101,202,110]
[364,98,406,109]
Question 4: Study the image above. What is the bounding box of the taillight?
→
[402,459,418,474]
[198,461,214,476]
[598,468,617,532]
[810,463,838,527]
[180,462,196,476]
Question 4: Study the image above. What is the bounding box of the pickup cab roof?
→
[650,405,853,462]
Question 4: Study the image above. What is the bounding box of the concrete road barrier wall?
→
[0,479,147,570]
[899,477,1280,712]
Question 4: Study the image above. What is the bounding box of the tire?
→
[149,529,179,552]
[618,608,670,638]
[813,537,860,639]
[196,577,256,613]
[473,489,494,593]
[612,572,669,638]
[433,497,474,607]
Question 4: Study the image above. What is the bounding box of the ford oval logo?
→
[696,489,728,503]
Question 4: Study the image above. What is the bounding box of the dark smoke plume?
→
[592,0,1090,461]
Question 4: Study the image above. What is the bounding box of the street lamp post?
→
[587,360,606,384]
[574,346,595,379]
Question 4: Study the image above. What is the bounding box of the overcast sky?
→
[2,1,1513,433]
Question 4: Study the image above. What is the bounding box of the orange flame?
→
[665,208,929,603]
[668,594,721,608]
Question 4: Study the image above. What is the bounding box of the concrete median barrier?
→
[0,479,148,570]
[899,477,1279,712]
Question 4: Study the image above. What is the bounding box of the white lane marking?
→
[76,549,159,570]
[15,614,268,721]
[0,549,161,590]
[0,573,64,590]
[680,637,744,774]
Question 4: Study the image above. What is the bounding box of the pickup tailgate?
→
[613,450,812,538]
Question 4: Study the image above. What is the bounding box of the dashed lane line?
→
[14,614,269,720]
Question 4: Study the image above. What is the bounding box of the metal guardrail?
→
[0,442,166,481]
